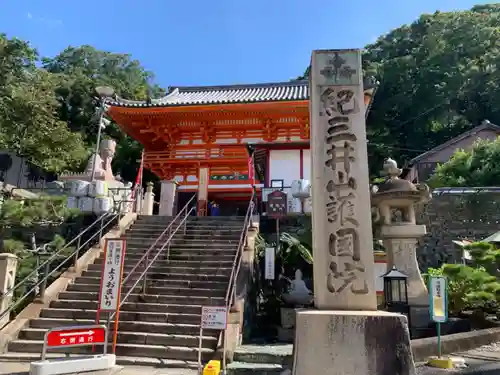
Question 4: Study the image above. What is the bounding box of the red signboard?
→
[46,326,106,348]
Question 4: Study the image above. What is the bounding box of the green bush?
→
[424,264,500,315]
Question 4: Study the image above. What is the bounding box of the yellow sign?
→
[433,297,444,317]
[430,277,448,323]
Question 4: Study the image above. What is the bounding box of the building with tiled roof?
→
[105,76,378,215]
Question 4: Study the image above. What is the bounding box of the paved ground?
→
[0,362,198,375]
[4,342,500,375]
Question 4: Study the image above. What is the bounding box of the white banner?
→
[265,247,275,280]
[98,239,126,312]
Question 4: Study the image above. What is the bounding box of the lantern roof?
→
[382,266,408,279]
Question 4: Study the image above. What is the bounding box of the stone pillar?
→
[310,49,376,311]
[142,182,154,215]
[293,49,415,375]
[0,253,18,328]
[158,180,177,216]
[381,226,428,306]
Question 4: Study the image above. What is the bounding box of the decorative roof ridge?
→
[107,88,180,106]
[167,80,309,93]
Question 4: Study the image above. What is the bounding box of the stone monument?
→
[372,158,432,334]
[0,253,17,329]
[292,49,415,375]
[61,139,118,182]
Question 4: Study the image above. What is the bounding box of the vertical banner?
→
[98,239,126,312]
[96,238,126,354]
[429,276,448,323]
[264,247,275,280]
[197,167,209,216]
[248,155,255,185]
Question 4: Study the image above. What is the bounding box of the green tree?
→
[42,45,165,183]
[428,138,500,187]
[299,5,500,175]
[364,5,500,173]
[424,264,500,315]
[0,34,88,173]
[0,195,80,253]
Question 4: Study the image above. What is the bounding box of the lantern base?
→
[292,310,415,375]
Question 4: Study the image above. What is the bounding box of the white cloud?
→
[26,12,62,27]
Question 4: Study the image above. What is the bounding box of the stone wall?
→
[261,190,500,272]
[417,190,500,270]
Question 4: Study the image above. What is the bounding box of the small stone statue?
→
[83,139,117,181]
[382,158,402,180]
[282,269,313,306]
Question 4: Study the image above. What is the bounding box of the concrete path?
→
[0,362,198,375]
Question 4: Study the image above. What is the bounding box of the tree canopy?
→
[298,4,500,177]
[3,3,500,184]
[365,4,500,174]
[0,39,163,181]
[428,138,500,187]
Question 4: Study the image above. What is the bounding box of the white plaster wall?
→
[269,150,300,186]
[374,262,387,293]
[302,149,311,181]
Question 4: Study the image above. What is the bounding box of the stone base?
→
[293,310,416,375]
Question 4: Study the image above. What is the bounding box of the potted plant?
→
[255,232,313,338]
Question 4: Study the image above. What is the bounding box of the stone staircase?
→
[5,215,246,367]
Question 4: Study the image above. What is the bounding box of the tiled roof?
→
[105,81,310,108]
[410,120,500,164]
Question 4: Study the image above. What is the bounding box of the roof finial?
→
[382,158,402,180]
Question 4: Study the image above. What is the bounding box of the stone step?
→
[82,269,230,282]
[74,276,228,290]
[233,345,293,365]
[123,241,239,249]
[127,224,240,233]
[39,308,202,324]
[125,229,241,238]
[28,318,214,336]
[19,328,217,348]
[86,263,232,275]
[227,362,286,375]
[66,283,226,297]
[58,291,225,306]
[93,257,235,266]
[136,215,243,223]
[50,299,206,315]
[8,340,214,361]
[122,246,238,254]
[122,249,237,257]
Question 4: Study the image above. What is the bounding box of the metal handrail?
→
[220,189,256,369]
[111,194,196,297]
[0,212,119,325]
[0,185,141,327]
[105,199,196,339]
[224,190,256,311]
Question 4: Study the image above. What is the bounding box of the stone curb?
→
[412,327,500,362]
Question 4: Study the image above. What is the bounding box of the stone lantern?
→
[371,158,431,310]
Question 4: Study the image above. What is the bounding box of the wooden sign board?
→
[267,190,287,218]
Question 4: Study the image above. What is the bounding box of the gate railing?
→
[0,187,141,329]
[221,188,257,368]
[104,194,196,351]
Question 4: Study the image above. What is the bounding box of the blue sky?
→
[0,0,491,88]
